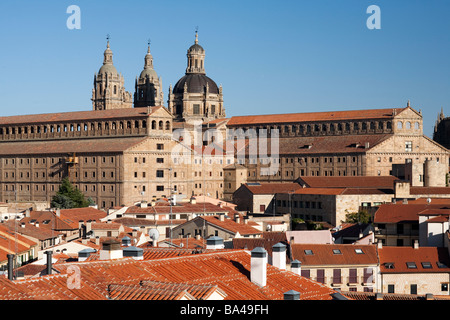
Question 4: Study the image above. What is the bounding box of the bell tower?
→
[91,37,132,110]
[134,41,164,108]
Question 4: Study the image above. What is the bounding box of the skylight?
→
[304,250,313,255]
[384,262,395,269]
[406,262,417,269]
[332,249,341,254]
[437,262,448,269]
[354,249,364,254]
[421,262,432,269]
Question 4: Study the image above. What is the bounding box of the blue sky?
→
[1,0,450,137]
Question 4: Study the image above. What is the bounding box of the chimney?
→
[21,222,25,228]
[219,214,225,221]
[206,236,224,250]
[425,293,434,300]
[283,290,300,300]
[234,214,240,224]
[123,246,144,260]
[95,236,100,246]
[45,250,53,275]
[132,229,138,238]
[99,239,123,260]
[141,201,148,208]
[25,209,31,217]
[7,254,14,281]
[413,240,419,249]
[78,248,96,262]
[190,196,197,204]
[375,293,384,300]
[151,199,156,207]
[291,259,302,275]
[122,236,131,247]
[272,243,286,270]
[365,142,370,149]
[377,241,383,249]
[56,208,60,217]
[251,247,267,287]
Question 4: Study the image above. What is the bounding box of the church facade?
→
[0,33,448,218]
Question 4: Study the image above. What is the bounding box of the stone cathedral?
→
[0,32,448,212]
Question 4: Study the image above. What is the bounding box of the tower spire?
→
[195,26,199,44]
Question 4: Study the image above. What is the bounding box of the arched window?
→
[165,121,170,130]
[142,120,147,128]
[57,125,61,132]
[414,122,420,130]
[406,121,411,129]
[119,122,124,129]
[159,121,163,130]
[397,121,403,129]
[127,121,131,129]
[152,120,156,130]
[112,122,116,130]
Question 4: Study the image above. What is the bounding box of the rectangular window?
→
[388,284,395,293]
[301,269,310,279]
[405,141,412,152]
[363,268,373,283]
[193,104,200,114]
[349,269,357,284]
[410,284,417,295]
[316,269,325,284]
[157,144,164,150]
[156,185,164,191]
[333,269,342,284]
[156,170,164,178]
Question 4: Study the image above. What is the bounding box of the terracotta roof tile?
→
[297,175,398,189]
[200,216,262,236]
[374,203,450,223]
[291,244,378,266]
[0,107,159,126]
[227,108,404,126]
[0,250,336,300]
[378,246,450,273]
[243,182,302,194]
[0,137,147,156]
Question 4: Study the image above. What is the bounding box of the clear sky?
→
[1,0,450,137]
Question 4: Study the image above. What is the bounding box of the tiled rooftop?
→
[227,107,404,126]
[0,250,337,300]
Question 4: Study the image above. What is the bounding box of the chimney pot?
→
[291,259,302,275]
[7,254,14,281]
[45,251,53,275]
[251,247,267,287]
[414,240,419,249]
[272,243,287,270]
[284,290,300,300]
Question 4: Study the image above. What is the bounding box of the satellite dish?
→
[148,228,160,241]
[427,198,431,204]
[266,224,272,231]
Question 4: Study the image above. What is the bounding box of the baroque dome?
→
[173,74,219,94]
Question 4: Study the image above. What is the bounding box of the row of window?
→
[301,267,374,286]
[239,120,394,136]
[0,119,152,135]
[2,184,115,193]
[277,200,323,209]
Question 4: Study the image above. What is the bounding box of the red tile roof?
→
[291,244,378,266]
[0,137,148,156]
[374,203,450,223]
[0,224,38,262]
[297,176,398,189]
[125,202,236,215]
[243,182,302,195]
[199,216,262,236]
[410,186,450,195]
[0,107,159,126]
[227,108,404,126]
[378,246,450,273]
[0,250,337,300]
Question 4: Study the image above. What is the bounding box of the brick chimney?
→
[251,247,267,287]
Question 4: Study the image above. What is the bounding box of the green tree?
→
[51,178,90,209]
[344,209,371,224]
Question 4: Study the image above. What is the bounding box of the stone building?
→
[168,32,225,124]
[92,39,133,111]
[224,103,450,187]
[134,43,164,108]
